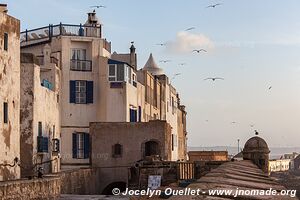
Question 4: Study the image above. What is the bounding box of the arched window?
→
[145,141,159,157]
[112,144,122,157]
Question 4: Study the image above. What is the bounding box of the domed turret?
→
[142,53,164,76]
[243,134,270,174]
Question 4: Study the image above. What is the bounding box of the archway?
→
[102,181,126,195]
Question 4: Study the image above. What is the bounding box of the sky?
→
[4,0,300,148]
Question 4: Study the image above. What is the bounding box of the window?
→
[70,49,92,71]
[108,64,132,83]
[108,65,116,81]
[3,102,8,124]
[72,132,90,159]
[171,134,174,151]
[70,80,93,104]
[144,141,159,157]
[130,108,137,122]
[4,33,8,51]
[112,144,123,157]
[38,122,42,136]
[76,81,86,104]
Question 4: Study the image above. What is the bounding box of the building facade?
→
[20,53,61,177]
[20,11,187,169]
[188,151,228,162]
[268,159,291,173]
[0,4,21,181]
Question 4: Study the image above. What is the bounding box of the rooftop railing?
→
[21,23,104,47]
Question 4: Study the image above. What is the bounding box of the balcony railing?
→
[37,136,49,153]
[20,23,111,51]
[70,59,92,71]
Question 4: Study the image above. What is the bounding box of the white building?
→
[20,11,187,169]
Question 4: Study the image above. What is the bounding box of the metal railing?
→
[70,59,92,71]
[21,23,107,48]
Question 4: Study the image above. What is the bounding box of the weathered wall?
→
[20,53,61,177]
[90,121,172,192]
[177,106,187,161]
[59,168,101,194]
[188,151,228,162]
[0,177,60,200]
[0,12,20,181]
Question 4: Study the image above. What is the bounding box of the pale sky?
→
[4,0,300,147]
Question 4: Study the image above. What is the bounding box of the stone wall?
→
[0,177,60,200]
[59,168,101,195]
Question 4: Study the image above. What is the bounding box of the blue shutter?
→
[86,81,93,104]
[70,81,76,103]
[130,109,134,122]
[72,133,77,158]
[138,106,142,122]
[84,133,90,159]
[134,110,137,122]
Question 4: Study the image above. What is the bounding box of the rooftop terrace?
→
[21,23,111,52]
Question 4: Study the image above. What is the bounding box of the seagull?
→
[185,27,196,31]
[159,60,171,63]
[231,121,237,124]
[156,43,166,46]
[178,63,186,66]
[255,130,259,135]
[204,77,224,81]
[250,124,255,128]
[90,5,106,8]
[268,86,272,90]
[193,49,207,53]
[171,73,181,81]
[207,3,222,8]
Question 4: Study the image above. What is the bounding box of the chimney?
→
[130,42,137,70]
[0,4,8,13]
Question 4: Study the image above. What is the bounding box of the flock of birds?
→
[90,3,274,134]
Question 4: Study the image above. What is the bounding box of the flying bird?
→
[250,124,255,128]
[171,73,181,81]
[204,77,224,81]
[178,63,186,66]
[156,43,166,46]
[193,49,207,53]
[206,3,222,8]
[231,121,237,124]
[268,86,272,90]
[185,27,196,31]
[159,60,171,63]
[90,5,106,8]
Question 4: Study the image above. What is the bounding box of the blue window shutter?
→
[72,133,77,158]
[130,109,133,122]
[70,81,76,103]
[84,133,90,159]
[138,106,142,122]
[86,81,94,104]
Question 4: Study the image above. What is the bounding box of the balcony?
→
[20,23,110,51]
[37,136,49,153]
[70,59,92,71]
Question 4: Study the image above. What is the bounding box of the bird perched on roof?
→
[193,49,207,53]
[255,130,259,135]
[204,77,224,81]
[185,27,196,31]
[159,60,171,63]
[207,3,222,8]
[90,5,106,8]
